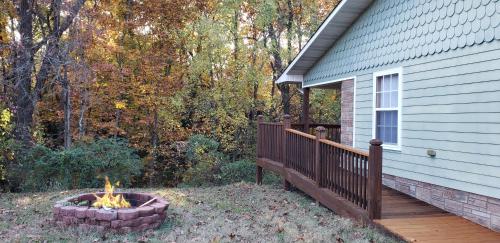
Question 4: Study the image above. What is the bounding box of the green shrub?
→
[13,139,142,192]
[0,108,13,190]
[219,159,281,185]
[180,134,281,187]
[219,159,255,184]
[182,134,226,186]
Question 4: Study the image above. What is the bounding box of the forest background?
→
[0,0,341,191]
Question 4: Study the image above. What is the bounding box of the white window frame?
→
[372,67,403,151]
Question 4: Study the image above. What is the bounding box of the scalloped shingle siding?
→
[305,0,500,85]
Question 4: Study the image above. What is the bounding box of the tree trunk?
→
[115,109,121,138]
[13,0,35,145]
[1,57,7,95]
[232,9,239,63]
[78,87,88,138]
[267,23,290,115]
[61,64,71,149]
[148,107,159,186]
[297,2,303,50]
[286,0,294,63]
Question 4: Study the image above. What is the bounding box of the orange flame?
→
[92,176,131,209]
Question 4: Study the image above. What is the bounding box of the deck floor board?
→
[375,187,500,242]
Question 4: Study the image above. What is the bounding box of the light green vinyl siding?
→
[302,0,500,199]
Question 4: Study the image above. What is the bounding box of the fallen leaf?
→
[336,236,344,243]
[277,220,285,233]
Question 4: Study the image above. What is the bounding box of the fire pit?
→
[53,178,169,233]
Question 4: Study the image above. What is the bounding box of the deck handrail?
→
[319,139,369,157]
[256,115,383,221]
[291,123,341,143]
[285,128,316,139]
[292,123,341,128]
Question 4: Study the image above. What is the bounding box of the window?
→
[373,68,402,150]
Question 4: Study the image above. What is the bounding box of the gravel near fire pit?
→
[0,182,400,242]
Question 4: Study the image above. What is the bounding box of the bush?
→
[219,159,281,185]
[219,159,255,184]
[182,135,226,186]
[12,138,142,192]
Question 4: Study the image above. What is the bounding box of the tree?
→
[8,0,86,145]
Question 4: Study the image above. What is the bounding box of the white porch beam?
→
[276,74,303,84]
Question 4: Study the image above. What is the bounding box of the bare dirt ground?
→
[0,182,400,242]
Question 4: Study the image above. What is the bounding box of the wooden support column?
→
[282,114,291,190]
[302,87,310,133]
[315,126,326,187]
[368,139,383,219]
[256,115,263,185]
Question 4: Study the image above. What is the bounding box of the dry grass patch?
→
[0,183,400,242]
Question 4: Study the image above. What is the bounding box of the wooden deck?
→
[257,119,500,242]
[375,187,500,243]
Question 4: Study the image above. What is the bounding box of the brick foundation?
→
[383,174,500,232]
[340,79,354,146]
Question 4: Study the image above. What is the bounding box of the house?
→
[273,0,500,233]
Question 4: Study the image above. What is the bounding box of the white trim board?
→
[276,74,303,84]
[353,77,357,148]
[371,67,403,151]
[303,76,357,88]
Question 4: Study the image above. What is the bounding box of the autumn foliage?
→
[0,0,340,190]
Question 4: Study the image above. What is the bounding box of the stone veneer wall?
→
[340,79,354,146]
[383,174,500,232]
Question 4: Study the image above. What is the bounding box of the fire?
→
[92,176,131,209]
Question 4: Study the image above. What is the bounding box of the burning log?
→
[138,198,156,208]
[92,176,131,209]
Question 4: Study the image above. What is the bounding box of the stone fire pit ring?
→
[53,192,169,233]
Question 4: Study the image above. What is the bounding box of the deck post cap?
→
[315,126,326,132]
[369,139,383,146]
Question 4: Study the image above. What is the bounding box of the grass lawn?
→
[0,182,400,242]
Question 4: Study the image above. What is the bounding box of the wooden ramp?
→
[374,187,500,243]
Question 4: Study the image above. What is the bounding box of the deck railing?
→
[256,115,383,221]
[319,139,370,210]
[257,121,283,163]
[285,129,316,181]
[291,123,341,143]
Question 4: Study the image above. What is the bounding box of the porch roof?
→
[276,0,373,84]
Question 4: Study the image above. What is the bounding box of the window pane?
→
[391,74,399,91]
[390,91,398,108]
[376,92,381,108]
[376,110,398,145]
[382,92,389,108]
[376,73,399,108]
[376,76,382,108]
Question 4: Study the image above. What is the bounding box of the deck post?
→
[302,87,310,133]
[368,139,383,219]
[256,115,264,185]
[315,126,327,187]
[282,114,291,190]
